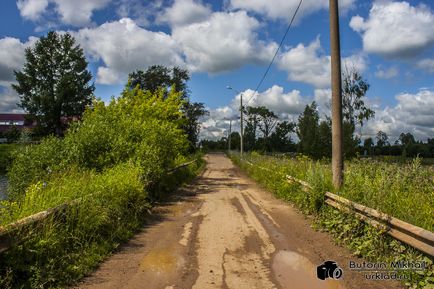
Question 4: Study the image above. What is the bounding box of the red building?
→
[0,113,36,133]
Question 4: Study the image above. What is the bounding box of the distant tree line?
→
[201,67,433,159]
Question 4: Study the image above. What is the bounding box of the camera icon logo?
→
[317,260,343,280]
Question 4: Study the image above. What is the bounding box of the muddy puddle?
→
[272,250,346,289]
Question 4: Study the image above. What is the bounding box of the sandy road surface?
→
[75,153,403,289]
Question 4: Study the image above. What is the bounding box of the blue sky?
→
[0,0,433,141]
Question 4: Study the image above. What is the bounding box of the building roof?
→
[0,113,26,121]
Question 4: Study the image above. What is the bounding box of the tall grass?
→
[235,152,433,231]
[230,152,433,289]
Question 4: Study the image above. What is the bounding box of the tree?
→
[182,101,208,152]
[342,66,374,127]
[127,65,207,151]
[376,131,390,147]
[317,119,332,158]
[363,137,374,156]
[13,31,94,136]
[270,121,295,152]
[297,102,320,158]
[256,106,278,151]
[128,65,189,98]
[341,66,374,157]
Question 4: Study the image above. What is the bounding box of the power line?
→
[245,0,303,106]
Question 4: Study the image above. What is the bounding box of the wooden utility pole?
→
[329,0,344,188]
[240,94,244,157]
[228,119,232,152]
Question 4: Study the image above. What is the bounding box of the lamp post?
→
[226,86,244,157]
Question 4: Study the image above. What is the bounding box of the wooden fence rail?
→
[0,159,198,253]
[241,158,434,258]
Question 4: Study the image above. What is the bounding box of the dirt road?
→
[75,153,403,289]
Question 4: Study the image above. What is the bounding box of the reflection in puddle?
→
[140,247,181,273]
[272,250,346,289]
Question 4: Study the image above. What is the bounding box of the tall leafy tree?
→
[127,65,207,150]
[376,131,390,147]
[341,65,374,157]
[270,121,295,152]
[297,102,320,158]
[13,31,94,136]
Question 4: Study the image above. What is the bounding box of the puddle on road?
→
[140,247,181,273]
[272,250,346,289]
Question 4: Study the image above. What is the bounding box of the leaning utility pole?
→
[329,0,344,188]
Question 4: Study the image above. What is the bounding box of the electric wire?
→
[245,0,303,106]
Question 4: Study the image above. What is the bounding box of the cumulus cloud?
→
[17,0,111,26]
[16,0,48,21]
[364,89,434,141]
[0,36,37,86]
[350,1,434,58]
[228,0,355,22]
[74,18,184,84]
[278,37,366,88]
[200,85,308,139]
[0,86,22,113]
[158,0,211,27]
[375,66,399,79]
[172,10,277,73]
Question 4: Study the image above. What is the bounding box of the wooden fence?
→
[0,159,198,253]
[242,158,434,258]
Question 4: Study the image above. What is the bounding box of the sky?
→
[0,0,433,143]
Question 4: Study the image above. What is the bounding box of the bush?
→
[8,86,188,199]
[0,86,202,287]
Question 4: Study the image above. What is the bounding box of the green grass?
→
[0,144,22,174]
[0,155,204,288]
[230,152,434,289]
[234,152,433,231]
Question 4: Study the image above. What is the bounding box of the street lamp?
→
[226,85,244,157]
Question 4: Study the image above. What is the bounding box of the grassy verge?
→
[0,154,204,288]
[230,152,433,289]
[0,144,22,175]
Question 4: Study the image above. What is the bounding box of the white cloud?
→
[74,18,184,84]
[375,66,399,79]
[0,36,37,86]
[278,37,366,88]
[16,0,49,21]
[350,1,434,58]
[234,85,306,116]
[228,0,355,22]
[278,37,330,88]
[158,0,212,27]
[417,58,434,73]
[200,85,308,139]
[17,0,111,26]
[0,86,23,113]
[172,10,277,73]
[364,89,434,141]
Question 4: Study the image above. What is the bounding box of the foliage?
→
[0,84,204,287]
[13,31,94,137]
[342,65,374,127]
[297,102,321,158]
[0,144,22,175]
[8,86,188,199]
[230,152,434,288]
[128,65,207,151]
[0,158,203,288]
